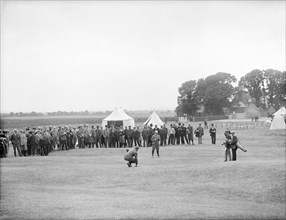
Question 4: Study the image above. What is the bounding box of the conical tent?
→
[273,107,286,116]
[102,108,135,128]
[144,111,164,127]
[270,114,286,130]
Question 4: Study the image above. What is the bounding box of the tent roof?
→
[273,107,286,116]
[238,102,246,108]
[270,114,286,130]
[103,108,133,121]
[245,103,259,113]
[144,111,164,127]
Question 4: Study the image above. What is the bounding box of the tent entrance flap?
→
[108,121,123,127]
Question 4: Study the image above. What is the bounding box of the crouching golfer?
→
[124,146,139,167]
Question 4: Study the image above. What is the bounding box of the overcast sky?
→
[1,1,285,113]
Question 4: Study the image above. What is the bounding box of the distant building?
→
[231,103,260,119]
[231,90,260,119]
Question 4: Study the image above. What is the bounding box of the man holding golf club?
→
[231,131,247,161]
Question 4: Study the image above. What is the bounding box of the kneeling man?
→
[124,146,139,167]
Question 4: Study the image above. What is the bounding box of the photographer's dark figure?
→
[0,130,9,158]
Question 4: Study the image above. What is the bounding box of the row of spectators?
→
[0,123,201,157]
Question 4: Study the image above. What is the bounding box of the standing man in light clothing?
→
[19,130,28,156]
[151,130,161,158]
[195,124,204,144]
[168,124,175,145]
[10,129,21,157]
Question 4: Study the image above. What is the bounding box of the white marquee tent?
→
[270,114,286,130]
[102,108,135,128]
[273,107,286,116]
[144,111,164,127]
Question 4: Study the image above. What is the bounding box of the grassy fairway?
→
[0,126,285,219]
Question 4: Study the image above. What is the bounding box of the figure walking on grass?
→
[151,130,161,157]
[209,124,216,144]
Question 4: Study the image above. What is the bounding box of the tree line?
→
[175,69,286,116]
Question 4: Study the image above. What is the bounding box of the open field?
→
[0,114,269,132]
[0,126,285,219]
[1,115,175,131]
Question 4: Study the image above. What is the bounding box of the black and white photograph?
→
[0,0,285,219]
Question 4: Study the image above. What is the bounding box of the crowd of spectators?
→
[0,122,203,157]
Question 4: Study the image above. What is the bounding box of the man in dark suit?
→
[10,129,22,157]
[231,131,247,161]
[126,126,134,147]
[209,124,216,144]
[176,123,183,145]
[181,124,189,144]
[187,124,194,145]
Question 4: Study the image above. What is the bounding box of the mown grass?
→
[0,126,285,220]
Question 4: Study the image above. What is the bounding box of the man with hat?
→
[194,123,204,144]
[223,128,232,162]
[209,124,217,144]
[151,130,161,157]
[72,126,77,149]
[19,130,28,156]
[10,129,22,157]
[30,130,38,156]
[230,131,247,161]
[77,126,85,148]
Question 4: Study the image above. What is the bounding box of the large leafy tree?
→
[175,73,236,116]
[203,72,236,115]
[264,69,286,109]
[193,78,206,105]
[231,86,252,105]
[176,80,198,116]
[239,69,265,107]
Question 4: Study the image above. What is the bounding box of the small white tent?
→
[144,111,164,127]
[270,114,286,130]
[102,108,135,128]
[273,107,286,116]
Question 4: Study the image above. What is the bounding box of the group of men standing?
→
[3,128,55,157]
[1,120,220,158]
